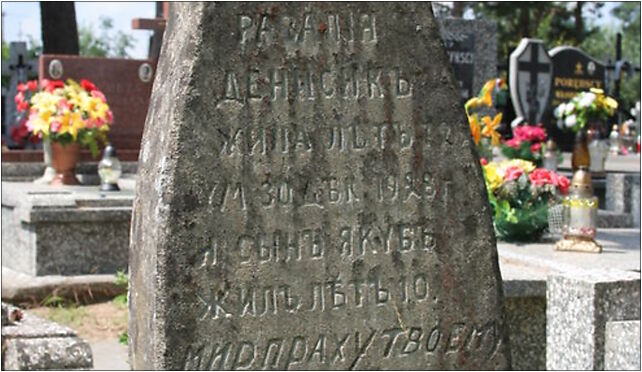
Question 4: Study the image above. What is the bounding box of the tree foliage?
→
[78,17,135,58]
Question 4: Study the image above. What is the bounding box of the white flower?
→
[563,102,575,115]
[557,118,564,129]
[565,114,577,128]
[579,92,596,108]
[554,104,563,118]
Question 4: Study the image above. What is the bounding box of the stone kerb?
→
[546,269,641,370]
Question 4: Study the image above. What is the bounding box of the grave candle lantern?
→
[542,139,559,171]
[555,167,602,253]
[98,144,122,191]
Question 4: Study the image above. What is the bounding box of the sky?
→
[0,2,626,60]
[1,2,156,59]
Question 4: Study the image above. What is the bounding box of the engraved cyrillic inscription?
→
[183,321,504,370]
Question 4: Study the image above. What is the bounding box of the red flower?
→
[80,79,97,92]
[480,157,488,166]
[17,82,26,93]
[505,137,522,149]
[43,79,64,92]
[529,168,553,186]
[504,166,524,182]
[530,142,542,153]
[26,80,38,92]
[17,101,29,112]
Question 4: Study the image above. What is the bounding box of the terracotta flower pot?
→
[50,142,81,185]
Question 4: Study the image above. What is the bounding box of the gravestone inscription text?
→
[130,3,510,370]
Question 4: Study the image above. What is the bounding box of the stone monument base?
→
[2,179,134,276]
[1,302,93,370]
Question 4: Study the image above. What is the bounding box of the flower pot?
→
[571,129,590,171]
[50,142,81,185]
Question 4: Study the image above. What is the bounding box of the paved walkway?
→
[91,340,129,370]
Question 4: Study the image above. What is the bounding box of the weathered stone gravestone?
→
[437,19,498,99]
[509,39,553,126]
[547,46,608,150]
[130,3,510,370]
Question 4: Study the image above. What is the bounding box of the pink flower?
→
[17,101,29,112]
[57,98,70,111]
[90,89,107,103]
[530,142,542,153]
[529,168,553,186]
[17,83,27,93]
[514,125,547,142]
[480,158,488,166]
[504,166,524,181]
[505,137,522,149]
[106,110,113,124]
[14,91,25,105]
[51,121,62,133]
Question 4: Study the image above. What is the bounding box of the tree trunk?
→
[40,2,79,55]
[574,2,584,43]
[452,2,467,18]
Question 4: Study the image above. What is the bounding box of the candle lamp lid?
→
[545,139,557,150]
[102,144,117,159]
[571,167,593,193]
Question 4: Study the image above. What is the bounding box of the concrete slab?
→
[559,153,641,173]
[91,340,130,370]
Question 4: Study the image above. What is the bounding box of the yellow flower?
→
[590,87,604,95]
[604,96,618,110]
[481,113,502,146]
[483,162,503,192]
[479,79,495,107]
[469,115,482,145]
[498,159,535,175]
[465,97,482,113]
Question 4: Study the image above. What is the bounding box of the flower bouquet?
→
[11,80,42,148]
[465,78,506,161]
[553,88,617,133]
[25,78,113,157]
[482,159,570,242]
[501,125,547,166]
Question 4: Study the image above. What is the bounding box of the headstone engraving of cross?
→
[2,42,38,147]
[509,38,553,127]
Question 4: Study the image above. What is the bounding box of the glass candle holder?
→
[98,144,122,191]
[562,168,598,240]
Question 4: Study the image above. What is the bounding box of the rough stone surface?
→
[546,270,641,370]
[436,18,497,99]
[130,3,510,370]
[604,320,641,370]
[504,297,546,371]
[1,303,93,370]
[597,209,633,228]
[606,173,640,215]
[2,180,134,276]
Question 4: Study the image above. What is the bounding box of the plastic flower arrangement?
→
[11,80,42,148]
[553,88,618,133]
[26,78,113,157]
[482,159,570,242]
[501,124,548,166]
[465,78,506,161]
